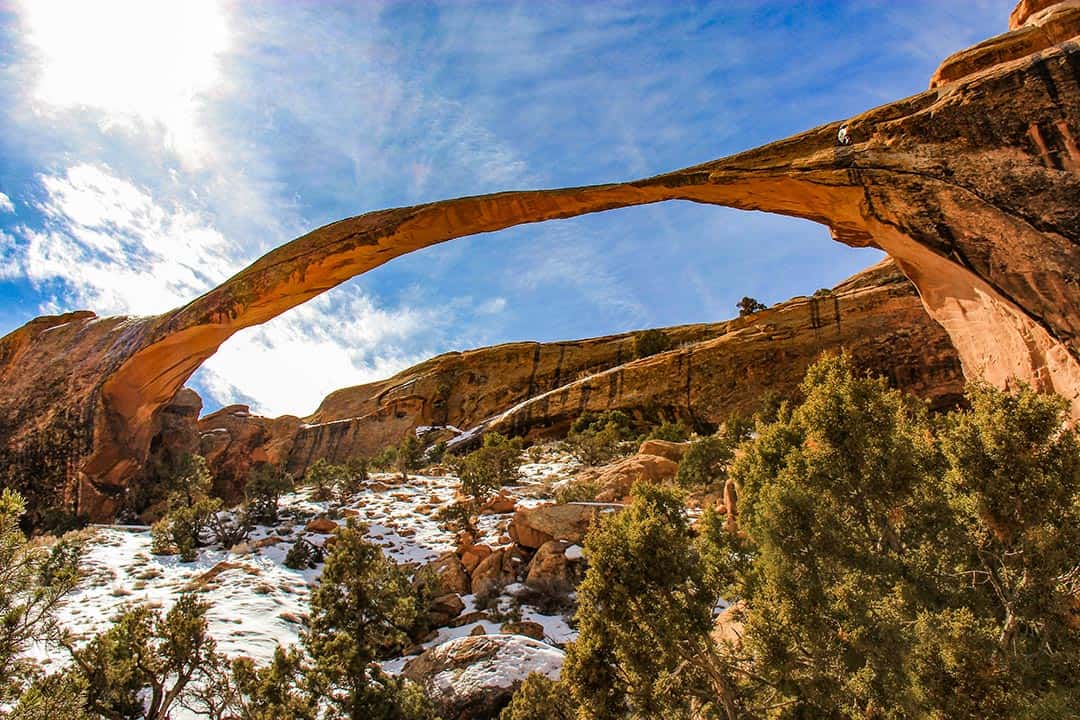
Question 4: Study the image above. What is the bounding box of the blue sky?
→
[0,0,1012,417]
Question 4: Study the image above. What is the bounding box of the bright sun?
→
[21,0,230,162]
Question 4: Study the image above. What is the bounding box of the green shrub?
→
[150,496,221,562]
[736,296,767,316]
[284,537,323,570]
[245,464,293,523]
[395,434,425,479]
[633,329,672,359]
[304,459,349,501]
[439,433,523,535]
[370,446,398,471]
[554,478,600,504]
[564,482,729,718]
[564,411,636,466]
[646,420,691,442]
[305,520,434,718]
[458,433,523,495]
[0,489,83,707]
[501,673,576,720]
[336,463,367,500]
[183,644,316,720]
[426,440,447,466]
[675,436,733,489]
[66,595,219,720]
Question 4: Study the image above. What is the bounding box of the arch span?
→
[1,6,1078,519]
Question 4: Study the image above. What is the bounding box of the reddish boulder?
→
[508,503,600,549]
[470,549,517,599]
[637,439,689,463]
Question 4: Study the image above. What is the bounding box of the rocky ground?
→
[30,446,595,719]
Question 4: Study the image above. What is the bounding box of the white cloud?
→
[476,297,508,316]
[3,163,461,416]
[21,0,229,165]
[195,293,444,417]
[7,164,236,315]
[0,192,13,213]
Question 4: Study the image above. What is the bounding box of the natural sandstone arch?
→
[1,2,1078,520]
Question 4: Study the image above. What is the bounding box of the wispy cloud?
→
[0,193,13,214]
[2,164,235,314]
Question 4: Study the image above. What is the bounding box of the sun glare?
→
[21,0,230,162]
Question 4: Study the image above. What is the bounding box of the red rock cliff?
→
[198,259,962,497]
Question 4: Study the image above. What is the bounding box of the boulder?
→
[588,453,679,503]
[500,621,545,640]
[508,503,599,549]
[460,543,492,573]
[637,439,689,463]
[304,517,339,534]
[418,553,470,596]
[428,593,466,627]
[480,490,517,515]
[712,601,746,648]
[525,540,577,598]
[470,550,516,599]
[402,634,564,720]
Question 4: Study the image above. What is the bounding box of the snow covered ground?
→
[32,451,582,686]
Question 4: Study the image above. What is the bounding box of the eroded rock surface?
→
[206,260,963,484]
[1,2,1076,520]
[402,634,564,720]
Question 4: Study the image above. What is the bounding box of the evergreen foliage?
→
[512,354,1080,719]
[674,421,744,489]
[244,464,293,523]
[337,456,371,498]
[0,488,84,707]
[303,519,433,719]
[181,645,316,720]
[284,536,323,570]
[736,297,767,316]
[149,453,224,561]
[439,432,523,534]
[564,410,636,466]
[304,459,346,502]
[66,595,218,720]
[395,435,425,479]
[720,355,1080,717]
[633,329,672,359]
[645,421,691,442]
[563,482,740,719]
[499,673,575,720]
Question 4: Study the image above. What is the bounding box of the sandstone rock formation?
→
[402,634,564,720]
[508,503,604,549]
[198,406,301,501]
[205,260,963,486]
[0,2,1075,521]
[577,453,680,503]
[524,539,580,598]
[637,439,690,463]
[480,260,966,441]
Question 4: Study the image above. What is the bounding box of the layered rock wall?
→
[219,261,959,485]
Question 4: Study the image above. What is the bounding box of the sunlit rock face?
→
[0,1,1077,521]
[202,259,962,489]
